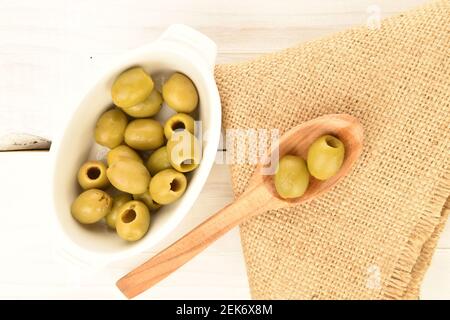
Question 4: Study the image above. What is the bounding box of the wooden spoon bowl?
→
[117,114,364,298]
[259,113,364,205]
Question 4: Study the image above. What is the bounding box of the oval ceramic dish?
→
[50,25,221,263]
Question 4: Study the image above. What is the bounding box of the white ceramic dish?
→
[50,25,221,264]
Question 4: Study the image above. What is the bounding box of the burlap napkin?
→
[214,0,450,299]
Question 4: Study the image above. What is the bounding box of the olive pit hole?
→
[181,159,194,166]
[87,167,101,180]
[171,121,185,132]
[170,178,182,192]
[122,209,136,223]
[325,137,339,148]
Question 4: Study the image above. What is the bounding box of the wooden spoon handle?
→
[116,183,274,299]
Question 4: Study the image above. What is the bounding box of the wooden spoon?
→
[116,114,364,298]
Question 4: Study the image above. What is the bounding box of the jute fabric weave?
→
[214,0,450,299]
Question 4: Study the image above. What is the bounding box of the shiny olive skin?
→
[307,135,345,180]
[107,145,142,166]
[94,108,128,148]
[162,73,198,113]
[111,67,154,108]
[71,189,112,224]
[122,89,163,118]
[274,155,310,199]
[124,119,164,151]
[116,200,150,242]
[106,159,151,194]
[149,169,187,205]
[133,191,161,211]
[166,131,201,172]
[77,160,109,190]
[105,193,132,229]
[146,146,172,176]
[164,113,195,140]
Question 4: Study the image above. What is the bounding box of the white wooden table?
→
[0,0,448,299]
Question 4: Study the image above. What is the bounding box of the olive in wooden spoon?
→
[116,114,364,298]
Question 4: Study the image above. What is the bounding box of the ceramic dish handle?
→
[157,24,217,71]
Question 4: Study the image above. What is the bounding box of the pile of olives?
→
[274,135,345,199]
[71,67,201,242]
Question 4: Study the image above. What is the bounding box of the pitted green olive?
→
[133,191,161,211]
[77,160,109,190]
[105,193,132,229]
[111,67,154,108]
[71,67,204,241]
[116,200,150,241]
[162,72,198,113]
[164,113,195,140]
[107,145,142,166]
[94,108,128,148]
[146,146,172,176]
[106,159,151,194]
[149,169,187,205]
[122,90,163,118]
[124,119,164,151]
[71,189,112,224]
[307,135,345,180]
[274,155,310,199]
[166,131,201,172]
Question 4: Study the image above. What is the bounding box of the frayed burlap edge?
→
[384,173,450,299]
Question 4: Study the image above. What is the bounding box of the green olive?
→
[166,131,201,172]
[133,191,162,211]
[164,113,195,140]
[111,67,154,108]
[107,145,142,166]
[77,160,109,190]
[307,135,345,180]
[94,108,128,148]
[121,89,162,118]
[274,155,310,199]
[105,193,132,229]
[146,146,172,176]
[71,189,112,224]
[106,159,151,194]
[124,119,164,151]
[116,200,150,242]
[149,169,187,205]
[162,72,198,113]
